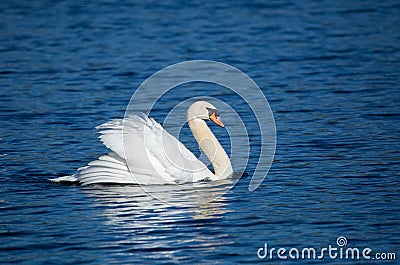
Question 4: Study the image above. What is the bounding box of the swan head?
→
[187,101,224,127]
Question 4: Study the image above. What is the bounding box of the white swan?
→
[52,101,233,185]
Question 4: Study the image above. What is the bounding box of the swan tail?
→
[50,175,79,183]
[76,152,135,185]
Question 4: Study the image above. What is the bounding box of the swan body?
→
[52,101,233,185]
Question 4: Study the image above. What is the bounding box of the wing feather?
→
[95,115,211,184]
[52,115,213,185]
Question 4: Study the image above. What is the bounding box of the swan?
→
[52,101,233,185]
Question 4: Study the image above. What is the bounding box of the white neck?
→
[187,118,233,179]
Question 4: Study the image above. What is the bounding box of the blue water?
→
[1,0,399,264]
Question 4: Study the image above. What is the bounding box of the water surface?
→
[1,0,399,264]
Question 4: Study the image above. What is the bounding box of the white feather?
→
[51,114,213,185]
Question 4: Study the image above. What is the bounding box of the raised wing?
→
[96,115,212,184]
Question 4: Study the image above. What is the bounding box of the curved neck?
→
[187,118,233,179]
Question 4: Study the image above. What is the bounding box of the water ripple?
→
[1,0,399,264]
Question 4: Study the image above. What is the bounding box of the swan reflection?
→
[85,181,232,223]
[82,181,235,259]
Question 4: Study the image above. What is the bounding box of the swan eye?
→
[207,107,224,127]
[207,107,220,118]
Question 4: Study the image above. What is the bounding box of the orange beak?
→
[209,112,224,127]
